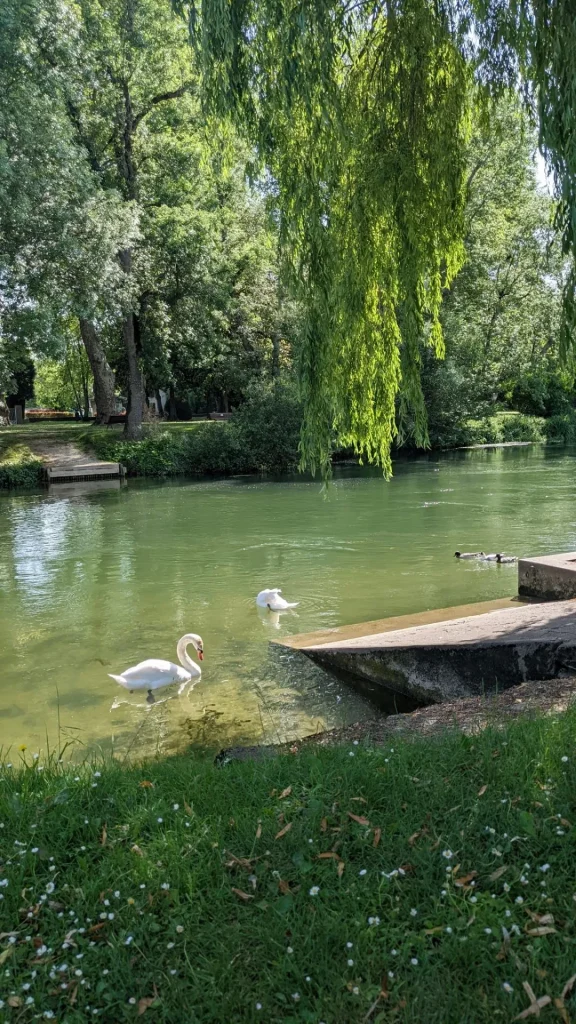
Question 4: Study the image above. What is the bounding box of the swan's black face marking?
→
[267,603,272,610]
[147,690,155,704]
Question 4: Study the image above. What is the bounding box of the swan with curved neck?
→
[109,633,203,703]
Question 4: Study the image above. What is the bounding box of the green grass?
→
[0,443,44,488]
[2,710,576,1022]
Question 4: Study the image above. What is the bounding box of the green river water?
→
[1,445,575,758]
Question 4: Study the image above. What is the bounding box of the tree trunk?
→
[167,383,178,421]
[271,333,281,378]
[82,382,90,421]
[155,389,164,418]
[0,395,10,426]
[118,249,146,440]
[79,319,116,424]
[122,310,146,439]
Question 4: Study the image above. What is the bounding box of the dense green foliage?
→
[2,1,576,467]
[3,709,576,1021]
[187,0,576,473]
[86,382,303,475]
[418,100,573,449]
[0,444,43,488]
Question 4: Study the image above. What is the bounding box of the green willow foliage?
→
[182,0,576,474]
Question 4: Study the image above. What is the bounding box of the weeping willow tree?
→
[178,0,576,475]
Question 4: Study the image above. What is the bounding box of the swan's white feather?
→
[256,588,299,611]
[109,657,199,691]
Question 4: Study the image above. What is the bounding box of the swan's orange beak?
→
[198,650,204,661]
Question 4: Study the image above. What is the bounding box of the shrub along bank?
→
[0,444,44,488]
[85,384,303,478]
[2,708,576,1022]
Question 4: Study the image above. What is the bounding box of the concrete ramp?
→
[287,599,576,705]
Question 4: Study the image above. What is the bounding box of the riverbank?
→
[2,707,576,1023]
[2,408,576,486]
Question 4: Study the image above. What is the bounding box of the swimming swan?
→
[256,588,299,611]
[108,633,203,703]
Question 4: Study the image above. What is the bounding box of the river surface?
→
[1,445,575,759]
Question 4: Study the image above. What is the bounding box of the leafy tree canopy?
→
[183,0,576,474]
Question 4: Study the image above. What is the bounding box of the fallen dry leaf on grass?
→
[279,786,292,800]
[278,880,291,894]
[347,812,370,827]
[8,996,22,1008]
[100,824,107,846]
[454,871,478,888]
[225,853,254,871]
[351,797,367,804]
[513,982,552,1020]
[337,861,345,878]
[526,911,555,926]
[477,784,488,797]
[317,852,338,860]
[489,865,508,881]
[373,828,382,848]
[526,926,557,937]
[561,975,576,1000]
[275,822,292,840]
[139,780,154,788]
[184,801,193,816]
[408,829,428,846]
[320,817,327,833]
[554,998,570,1024]
[87,923,107,935]
[255,821,262,840]
[131,844,145,857]
[231,888,254,901]
[137,997,156,1016]
[0,947,14,965]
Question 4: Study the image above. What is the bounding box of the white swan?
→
[256,588,299,611]
[108,633,203,703]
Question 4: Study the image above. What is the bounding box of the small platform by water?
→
[47,461,125,484]
[278,597,576,706]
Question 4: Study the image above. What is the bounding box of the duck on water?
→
[454,551,516,563]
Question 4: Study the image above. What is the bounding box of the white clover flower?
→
[309,886,320,896]
[503,982,513,994]
[442,849,453,860]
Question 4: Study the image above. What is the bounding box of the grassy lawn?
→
[2,710,576,1022]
